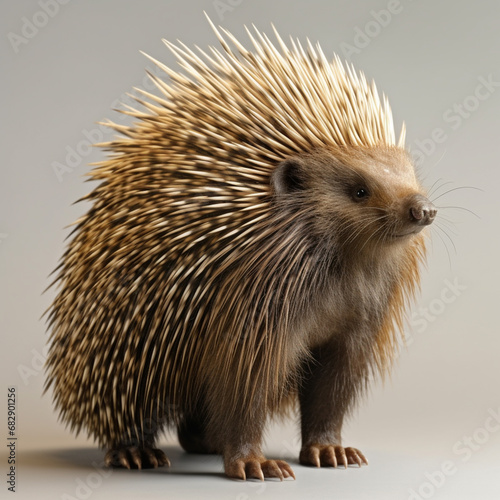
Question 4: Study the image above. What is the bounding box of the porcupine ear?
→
[271,157,307,196]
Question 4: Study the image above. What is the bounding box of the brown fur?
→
[44,23,434,480]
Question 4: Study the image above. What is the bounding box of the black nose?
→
[408,194,437,226]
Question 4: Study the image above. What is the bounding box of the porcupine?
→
[45,19,437,481]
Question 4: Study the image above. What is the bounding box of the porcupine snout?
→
[406,194,437,226]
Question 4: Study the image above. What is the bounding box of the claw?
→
[129,447,143,469]
[246,459,265,481]
[321,446,337,467]
[262,460,284,481]
[299,445,320,467]
[143,448,157,469]
[105,446,169,469]
[226,456,295,481]
[338,446,348,468]
[357,449,369,466]
[300,444,368,469]
[118,449,131,469]
[155,449,171,467]
[278,460,296,480]
[228,460,246,481]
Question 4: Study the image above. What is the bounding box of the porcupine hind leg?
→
[177,394,218,454]
[103,409,170,469]
[298,338,369,468]
[104,445,170,470]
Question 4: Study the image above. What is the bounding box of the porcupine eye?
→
[353,187,370,202]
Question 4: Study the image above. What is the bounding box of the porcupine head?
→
[45,17,436,481]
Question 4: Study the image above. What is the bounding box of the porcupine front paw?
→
[104,446,170,470]
[299,444,368,468]
[225,452,295,481]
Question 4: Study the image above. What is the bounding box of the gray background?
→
[1,0,499,499]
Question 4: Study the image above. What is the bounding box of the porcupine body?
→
[45,20,436,480]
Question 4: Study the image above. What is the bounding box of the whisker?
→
[433,227,453,270]
[435,220,459,236]
[370,224,389,252]
[431,186,483,203]
[427,179,453,199]
[432,149,447,168]
[354,215,390,253]
[434,224,457,255]
[340,214,389,248]
[435,214,455,224]
[436,206,480,219]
